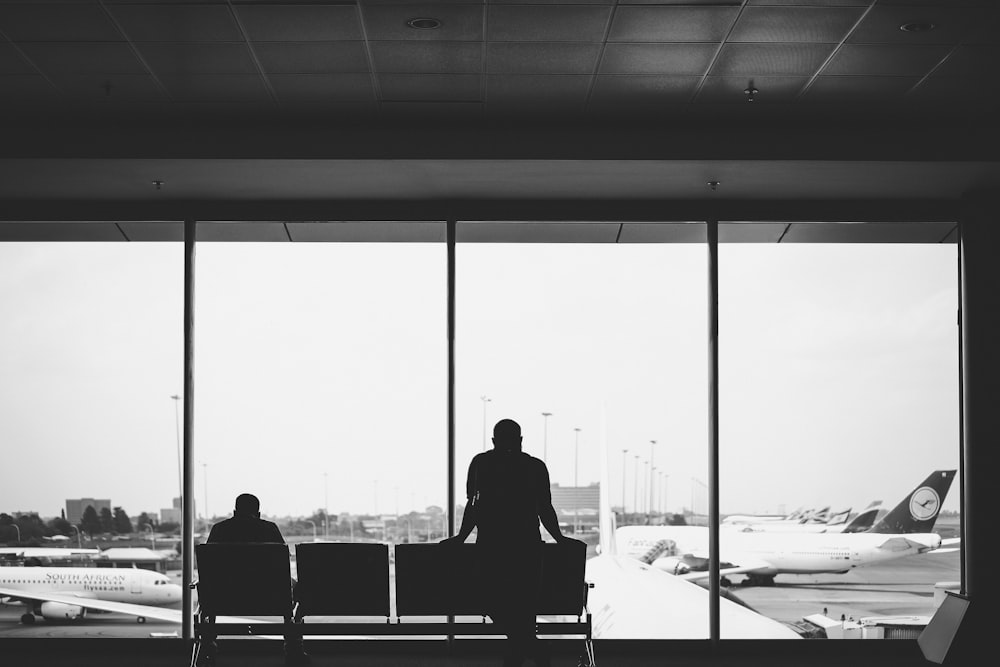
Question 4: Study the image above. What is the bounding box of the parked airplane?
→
[730,501,884,534]
[617,469,958,586]
[0,547,100,560]
[0,566,182,624]
[583,409,801,638]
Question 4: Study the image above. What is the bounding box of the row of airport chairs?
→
[191,541,593,665]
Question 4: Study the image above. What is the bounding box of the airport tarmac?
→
[0,550,959,639]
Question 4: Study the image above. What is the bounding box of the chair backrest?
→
[538,540,588,615]
[195,543,292,617]
[294,542,390,617]
[394,543,482,616]
[394,541,588,617]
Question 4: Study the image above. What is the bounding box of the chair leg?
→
[189,639,201,667]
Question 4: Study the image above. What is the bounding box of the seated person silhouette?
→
[442,419,584,667]
[201,493,308,666]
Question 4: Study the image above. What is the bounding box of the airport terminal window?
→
[455,223,711,639]
[0,221,965,646]
[718,239,960,639]
[0,241,183,637]
[193,236,447,623]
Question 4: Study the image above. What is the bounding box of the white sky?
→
[0,235,959,524]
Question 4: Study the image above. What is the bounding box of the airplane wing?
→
[654,553,774,581]
[0,586,268,625]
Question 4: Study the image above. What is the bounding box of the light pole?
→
[323,472,329,540]
[663,473,669,516]
[651,466,657,520]
[621,449,629,523]
[70,524,81,549]
[642,460,649,518]
[541,412,552,464]
[304,519,317,541]
[573,428,581,535]
[481,395,492,451]
[143,523,155,550]
[170,395,182,511]
[648,440,657,522]
[633,454,640,520]
[10,523,20,543]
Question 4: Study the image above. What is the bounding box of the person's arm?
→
[442,457,479,544]
[270,521,286,545]
[537,460,579,544]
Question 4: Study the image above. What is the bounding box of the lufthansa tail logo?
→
[909,486,940,521]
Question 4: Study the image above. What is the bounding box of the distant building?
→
[65,498,111,525]
[160,497,194,525]
[550,483,600,533]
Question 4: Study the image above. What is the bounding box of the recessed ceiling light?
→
[406,17,441,30]
[899,21,936,33]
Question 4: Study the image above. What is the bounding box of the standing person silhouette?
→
[442,419,583,667]
[201,493,309,666]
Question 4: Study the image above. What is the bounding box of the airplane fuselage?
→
[0,567,181,607]
[617,525,942,577]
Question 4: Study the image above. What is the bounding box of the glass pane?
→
[0,241,183,637]
[455,224,715,639]
[718,239,960,639]
[194,232,446,632]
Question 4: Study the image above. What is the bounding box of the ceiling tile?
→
[488,42,601,75]
[805,75,921,101]
[930,45,1000,77]
[137,43,258,75]
[609,6,740,43]
[911,75,1000,107]
[379,101,484,120]
[711,43,834,76]
[0,3,123,42]
[253,42,370,74]
[618,223,707,244]
[269,73,374,103]
[697,76,807,103]
[746,1,870,5]
[119,222,185,242]
[378,73,481,102]
[847,6,986,45]
[197,222,288,242]
[823,44,950,76]
[0,42,33,74]
[487,5,612,42]
[0,74,57,96]
[362,4,484,41]
[371,41,481,74]
[600,43,716,75]
[53,74,166,101]
[781,222,957,243]
[487,75,591,114]
[235,4,363,42]
[287,221,446,243]
[17,42,147,75]
[106,3,243,42]
[591,75,699,103]
[719,223,788,243]
[457,222,620,243]
[159,74,271,102]
[730,6,865,43]
[0,222,124,242]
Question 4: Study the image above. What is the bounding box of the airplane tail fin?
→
[597,403,617,557]
[840,501,884,533]
[868,470,956,534]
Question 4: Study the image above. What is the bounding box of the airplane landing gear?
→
[137,616,147,624]
[720,576,733,588]
[20,613,35,625]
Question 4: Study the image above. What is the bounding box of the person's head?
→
[492,419,523,453]
[233,493,261,519]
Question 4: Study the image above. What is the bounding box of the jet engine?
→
[39,601,86,620]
